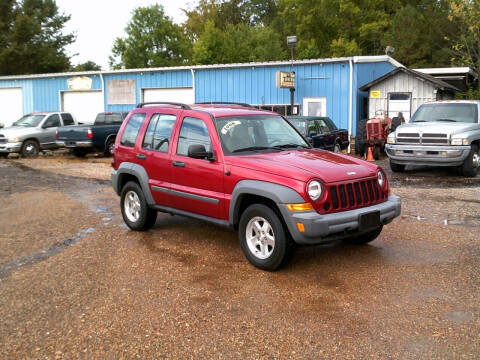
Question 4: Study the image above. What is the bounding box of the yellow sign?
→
[276,71,295,88]
[370,90,381,98]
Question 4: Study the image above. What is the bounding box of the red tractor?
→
[355,110,394,160]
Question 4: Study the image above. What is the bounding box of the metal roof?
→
[359,67,460,92]
[0,55,403,81]
[414,67,478,79]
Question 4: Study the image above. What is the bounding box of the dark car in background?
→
[57,112,129,157]
[287,116,349,152]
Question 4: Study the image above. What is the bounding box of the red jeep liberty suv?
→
[111,103,401,270]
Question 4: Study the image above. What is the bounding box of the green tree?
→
[447,0,480,91]
[109,5,191,69]
[70,61,102,72]
[0,0,74,75]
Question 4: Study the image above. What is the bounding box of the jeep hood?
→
[228,149,378,183]
[0,126,38,138]
[396,122,479,136]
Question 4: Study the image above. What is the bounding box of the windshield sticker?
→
[221,120,241,134]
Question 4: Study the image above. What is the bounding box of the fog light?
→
[396,150,402,155]
[440,151,447,156]
[296,223,305,232]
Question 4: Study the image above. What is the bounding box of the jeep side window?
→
[120,113,146,147]
[176,117,212,156]
[142,114,176,153]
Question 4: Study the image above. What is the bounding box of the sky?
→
[56,0,195,70]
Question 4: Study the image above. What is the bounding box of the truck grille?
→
[0,135,6,144]
[326,178,385,213]
[397,132,448,145]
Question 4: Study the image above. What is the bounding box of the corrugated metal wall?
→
[195,62,351,130]
[367,72,436,119]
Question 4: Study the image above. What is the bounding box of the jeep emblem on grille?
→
[347,171,356,175]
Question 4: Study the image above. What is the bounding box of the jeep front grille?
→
[326,178,385,213]
[397,132,448,145]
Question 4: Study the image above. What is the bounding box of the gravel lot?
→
[0,153,479,359]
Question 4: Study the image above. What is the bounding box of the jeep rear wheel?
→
[120,181,157,231]
[239,204,291,271]
[461,144,479,177]
[345,226,383,245]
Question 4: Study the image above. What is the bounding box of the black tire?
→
[390,160,405,172]
[104,138,115,157]
[391,117,402,132]
[0,153,8,158]
[345,226,383,245]
[72,148,88,158]
[373,145,381,160]
[355,118,367,157]
[461,144,479,177]
[120,181,157,231]
[239,204,292,271]
[20,139,39,158]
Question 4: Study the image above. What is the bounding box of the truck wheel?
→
[72,148,88,158]
[104,138,115,156]
[120,181,157,231]
[0,153,8,158]
[239,204,292,271]
[355,119,367,157]
[345,226,383,245]
[390,160,405,173]
[333,142,341,153]
[20,140,39,158]
[461,144,479,177]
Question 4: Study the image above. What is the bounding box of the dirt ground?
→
[0,153,479,359]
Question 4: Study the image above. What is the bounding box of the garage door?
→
[0,88,23,127]
[142,87,194,104]
[62,91,104,124]
[388,93,411,122]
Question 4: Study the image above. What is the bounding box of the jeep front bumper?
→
[386,144,470,167]
[280,194,401,245]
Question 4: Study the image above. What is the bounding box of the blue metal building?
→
[0,55,402,137]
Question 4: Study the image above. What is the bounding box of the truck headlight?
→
[387,133,395,144]
[307,180,322,201]
[451,138,470,146]
[8,137,21,143]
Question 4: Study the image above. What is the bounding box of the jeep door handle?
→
[172,161,185,168]
[136,154,147,160]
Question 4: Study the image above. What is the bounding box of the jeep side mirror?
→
[188,144,215,161]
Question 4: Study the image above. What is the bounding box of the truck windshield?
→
[215,115,310,155]
[411,103,478,123]
[287,119,307,134]
[12,114,45,127]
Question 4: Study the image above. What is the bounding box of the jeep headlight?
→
[307,180,322,201]
[8,137,21,143]
[451,138,470,146]
[377,171,385,188]
[387,133,396,144]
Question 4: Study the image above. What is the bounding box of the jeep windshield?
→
[215,115,310,155]
[411,103,478,123]
[12,114,45,127]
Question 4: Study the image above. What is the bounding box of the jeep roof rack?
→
[136,102,191,110]
[196,101,253,108]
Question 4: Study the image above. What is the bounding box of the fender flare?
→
[229,180,304,226]
[113,162,155,205]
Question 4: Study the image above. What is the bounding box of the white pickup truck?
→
[386,100,480,177]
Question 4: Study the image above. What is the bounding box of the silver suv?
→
[0,112,76,158]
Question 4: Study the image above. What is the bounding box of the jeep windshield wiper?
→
[232,146,281,153]
[276,143,310,149]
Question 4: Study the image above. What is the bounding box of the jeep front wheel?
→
[239,204,291,271]
[120,181,157,231]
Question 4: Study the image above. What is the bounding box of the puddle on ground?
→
[0,228,95,280]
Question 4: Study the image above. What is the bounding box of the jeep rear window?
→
[120,113,146,147]
[411,103,478,123]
